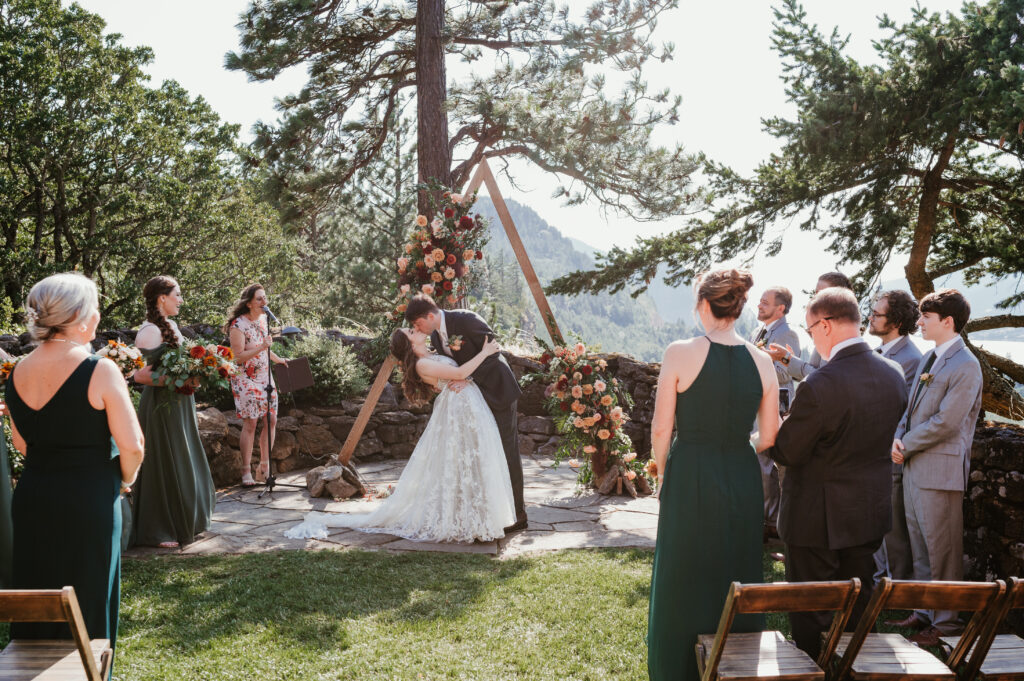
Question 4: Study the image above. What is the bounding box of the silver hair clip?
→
[24,305,39,326]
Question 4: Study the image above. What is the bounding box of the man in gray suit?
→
[868,290,923,584]
[889,289,983,647]
[765,287,908,658]
[751,286,800,537]
[768,271,852,380]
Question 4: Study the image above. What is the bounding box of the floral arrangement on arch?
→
[522,339,654,497]
[389,189,488,318]
[150,341,238,395]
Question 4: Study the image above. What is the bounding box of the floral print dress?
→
[230,314,278,419]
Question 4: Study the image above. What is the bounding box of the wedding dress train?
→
[285,355,516,542]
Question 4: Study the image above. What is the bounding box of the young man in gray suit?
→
[751,286,800,538]
[889,289,983,646]
[764,288,908,659]
[868,290,923,583]
[767,271,852,380]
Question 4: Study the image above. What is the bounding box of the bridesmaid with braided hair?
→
[130,276,215,548]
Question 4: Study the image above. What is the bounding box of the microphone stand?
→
[257,306,303,498]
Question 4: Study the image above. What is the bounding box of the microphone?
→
[263,306,280,324]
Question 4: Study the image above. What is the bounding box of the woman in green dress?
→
[647,268,781,681]
[0,388,13,588]
[5,273,144,658]
[130,275,216,548]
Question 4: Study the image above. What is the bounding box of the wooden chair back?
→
[701,579,861,681]
[958,576,1023,681]
[0,587,107,681]
[832,579,1005,681]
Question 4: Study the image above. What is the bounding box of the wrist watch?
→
[780,351,792,366]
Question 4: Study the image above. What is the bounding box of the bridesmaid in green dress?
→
[5,273,144,657]
[130,276,216,548]
[647,269,781,681]
[1,393,13,588]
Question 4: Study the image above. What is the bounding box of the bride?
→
[285,327,516,542]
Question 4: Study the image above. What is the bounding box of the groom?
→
[405,294,527,532]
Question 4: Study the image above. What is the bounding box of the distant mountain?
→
[471,198,699,361]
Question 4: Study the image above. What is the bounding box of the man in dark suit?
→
[764,287,909,658]
[405,295,527,531]
[867,290,923,584]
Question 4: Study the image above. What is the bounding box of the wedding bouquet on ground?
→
[389,186,490,318]
[521,338,654,497]
[150,341,237,395]
[96,339,145,379]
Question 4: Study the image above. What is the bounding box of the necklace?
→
[45,338,85,348]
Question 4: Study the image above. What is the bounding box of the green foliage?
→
[228,0,702,223]
[0,0,315,329]
[287,334,371,405]
[2,421,20,484]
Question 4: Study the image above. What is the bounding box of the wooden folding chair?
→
[941,576,1024,681]
[696,579,861,681]
[0,587,111,681]
[830,578,1005,681]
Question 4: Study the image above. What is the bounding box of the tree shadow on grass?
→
[119,549,530,654]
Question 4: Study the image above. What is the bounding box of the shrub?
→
[287,334,370,405]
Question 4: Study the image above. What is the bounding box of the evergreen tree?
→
[549,0,1024,417]
[227,0,701,217]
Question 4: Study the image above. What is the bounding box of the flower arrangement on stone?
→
[96,339,145,380]
[522,339,654,497]
[389,189,488,318]
[150,341,237,395]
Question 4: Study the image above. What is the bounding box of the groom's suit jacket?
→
[894,337,982,492]
[431,309,522,411]
[751,318,801,407]
[765,342,908,550]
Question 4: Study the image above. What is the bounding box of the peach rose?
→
[397,257,409,272]
[583,384,594,395]
[404,243,414,254]
[444,267,456,280]
[625,470,637,481]
[446,294,458,304]
[431,248,444,262]
[574,342,586,355]
[573,372,582,381]
[424,255,435,268]
[568,458,581,469]
[400,284,410,294]
[594,380,606,392]
[416,215,428,227]
[622,452,637,463]
[463,249,475,261]
[396,304,407,313]
[610,406,624,420]
[583,445,597,454]
[597,429,611,440]
[571,385,583,399]
[421,284,435,295]
[431,272,443,283]
[451,193,464,203]
[601,395,613,406]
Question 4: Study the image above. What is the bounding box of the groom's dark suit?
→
[431,310,525,519]
[765,340,908,658]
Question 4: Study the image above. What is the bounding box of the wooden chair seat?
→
[0,639,111,680]
[832,632,955,679]
[940,634,1024,680]
[696,631,823,680]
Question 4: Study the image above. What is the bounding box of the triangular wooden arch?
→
[338,158,564,464]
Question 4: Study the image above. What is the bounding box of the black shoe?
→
[503,516,528,534]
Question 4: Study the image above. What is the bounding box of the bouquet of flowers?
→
[389,188,489,318]
[522,338,654,496]
[0,355,20,388]
[150,341,238,395]
[96,339,145,379]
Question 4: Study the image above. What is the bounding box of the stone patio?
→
[125,453,659,558]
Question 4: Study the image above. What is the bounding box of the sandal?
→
[257,460,270,482]
[241,470,257,487]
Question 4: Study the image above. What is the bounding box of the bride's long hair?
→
[390,329,434,406]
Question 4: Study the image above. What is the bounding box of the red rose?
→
[189,345,205,359]
[560,401,570,411]
[445,253,456,265]
[444,207,455,218]
[540,353,551,364]
[581,365,592,375]
[459,215,474,230]
[216,345,231,357]
[176,385,195,395]
[475,250,483,260]
[442,280,453,291]
[218,366,229,378]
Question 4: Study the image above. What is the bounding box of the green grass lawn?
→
[2,548,925,681]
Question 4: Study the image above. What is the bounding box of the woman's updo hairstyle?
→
[696,268,754,320]
[143,275,180,348]
[24,272,99,343]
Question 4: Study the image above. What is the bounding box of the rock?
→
[518,435,536,457]
[207,445,242,487]
[377,410,415,425]
[288,408,305,419]
[225,426,241,449]
[326,415,357,442]
[306,463,364,499]
[224,410,243,428]
[353,435,384,458]
[519,416,555,436]
[302,414,325,426]
[296,425,341,457]
[383,442,415,458]
[271,430,298,460]
[306,466,329,497]
[378,423,416,444]
[196,408,228,448]
[276,416,300,432]
[537,437,560,457]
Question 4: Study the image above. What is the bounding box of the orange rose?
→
[597,429,611,440]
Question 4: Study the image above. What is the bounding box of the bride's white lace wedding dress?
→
[285,355,516,542]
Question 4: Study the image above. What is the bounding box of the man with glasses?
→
[767,271,852,380]
[867,290,923,584]
[763,287,908,658]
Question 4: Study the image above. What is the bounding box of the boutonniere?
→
[919,372,934,386]
[448,335,464,352]
[755,340,767,349]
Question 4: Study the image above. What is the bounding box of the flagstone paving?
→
[125,454,659,558]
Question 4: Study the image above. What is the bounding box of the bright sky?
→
[71,0,968,321]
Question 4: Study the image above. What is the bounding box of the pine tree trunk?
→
[904,133,956,301]
[415,0,451,215]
